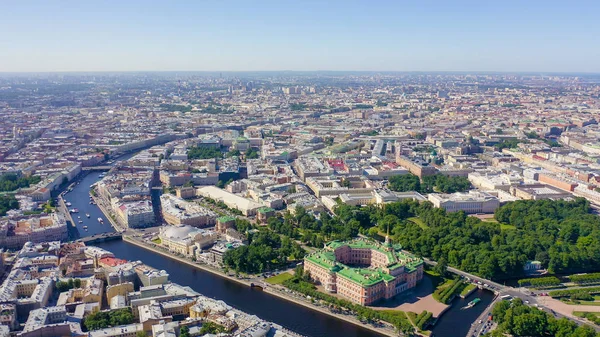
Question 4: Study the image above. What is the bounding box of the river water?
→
[65,170,494,337]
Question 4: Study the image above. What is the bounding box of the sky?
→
[0,1,599,73]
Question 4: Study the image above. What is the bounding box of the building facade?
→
[304,238,423,305]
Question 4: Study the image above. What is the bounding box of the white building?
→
[468,171,523,191]
[160,194,217,227]
[113,199,155,228]
[196,186,262,216]
[428,191,500,214]
[158,225,218,256]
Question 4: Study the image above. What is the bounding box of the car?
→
[525,300,530,304]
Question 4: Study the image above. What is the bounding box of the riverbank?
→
[122,236,398,337]
[90,189,126,233]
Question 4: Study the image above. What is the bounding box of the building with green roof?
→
[304,237,424,305]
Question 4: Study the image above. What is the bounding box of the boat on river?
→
[86,213,90,218]
[98,218,104,224]
[467,298,481,308]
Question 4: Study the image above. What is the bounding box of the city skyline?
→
[1,1,599,73]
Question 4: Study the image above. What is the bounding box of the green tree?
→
[433,258,448,277]
[187,146,222,159]
[388,174,421,192]
[245,148,260,159]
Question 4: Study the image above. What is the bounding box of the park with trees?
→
[82,308,134,331]
[222,230,305,274]
[0,173,41,192]
[255,197,600,281]
[187,146,222,159]
[388,173,471,194]
[487,299,598,337]
[0,195,19,216]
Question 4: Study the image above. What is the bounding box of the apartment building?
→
[0,213,68,250]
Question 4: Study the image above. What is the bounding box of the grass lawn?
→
[575,311,600,317]
[408,217,429,230]
[379,310,409,318]
[500,223,516,230]
[562,299,600,306]
[406,311,418,325]
[151,238,161,244]
[379,310,410,324]
[265,272,294,285]
[481,218,498,223]
[460,283,477,297]
[402,311,432,336]
[438,279,455,289]
[578,301,600,306]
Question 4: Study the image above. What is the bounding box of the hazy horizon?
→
[1,1,599,73]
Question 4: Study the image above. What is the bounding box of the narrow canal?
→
[66,169,494,337]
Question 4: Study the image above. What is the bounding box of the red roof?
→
[99,257,127,267]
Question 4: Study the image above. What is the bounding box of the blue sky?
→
[0,1,598,72]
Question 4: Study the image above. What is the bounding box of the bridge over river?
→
[79,232,122,244]
[81,166,112,171]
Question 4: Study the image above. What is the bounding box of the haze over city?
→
[1,0,600,73]
[1,2,600,337]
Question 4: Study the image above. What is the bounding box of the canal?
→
[66,169,494,337]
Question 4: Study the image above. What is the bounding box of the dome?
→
[161,225,197,240]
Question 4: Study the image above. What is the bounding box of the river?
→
[65,170,494,337]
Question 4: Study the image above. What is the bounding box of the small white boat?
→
[78,220,83,224]
[86,213,90,218]
[98,218,104,223]
[77,216,81,219]
[65,202,72,207]
[83,226,88,229]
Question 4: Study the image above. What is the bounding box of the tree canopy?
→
[0,195,19,216]
[388,173,471,194]
[223,230,305,273]
[0,174,41,192]
[83,308,134,331]
[187,146,222,159]
[488,299,599,337]
[268,198,600,280]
